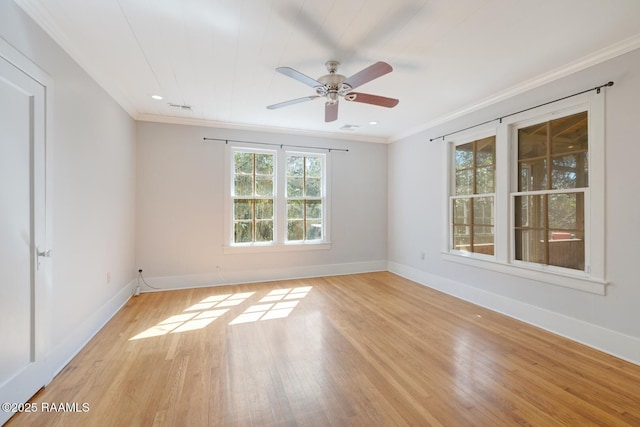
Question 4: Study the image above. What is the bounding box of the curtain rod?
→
[203,137,349,152]
[429,81,614,142]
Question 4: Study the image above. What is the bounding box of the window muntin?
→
[451,136,496,255]
[286,154,324,242]
[514,111,587,270]
[232,151,275,244]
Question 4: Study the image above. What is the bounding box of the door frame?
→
[0,36,53,384]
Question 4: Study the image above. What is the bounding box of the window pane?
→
[234,152,253,174]
[476,167,495,194]
[514,195,545,228]
[307,200,322,219]
[548,193,582,230]
[455,143,473,169]
[255,199,273,220]
[453,226,470,252]
[550,111,588,155]
[287,177,304,197]
[473,197,494,226]
[256,220,273,242]
[549,230,584,270]
[453,198,470,224]
[287,220,304,241]
[473,226,494,255]
[306,177,322,197]
[306,220,322,240]
[255,153,273,174]
[515,229,545,264]
[476,137,495,167]
[287,156,304,176]
[306,157,322,177]
[551,153,588,189]
[287,200,304,219]
[234,175,253,196]
[455,170,473,195]
[518,123,547,159]
[234,199,253,220]
[518,158,547,191]
[234,222,253,243]
[256,176,273,196]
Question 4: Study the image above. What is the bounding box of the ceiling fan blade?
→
[276,67,323,88]
[342,62,393,90]
[267,96,320,110]
[325,102,338,122]
[344,92,399,108]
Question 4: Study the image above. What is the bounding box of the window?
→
[226,145,330,252]
[232,151,275,243]
[443,92,605,294]
[286,154,324,242]
[451,136,496,255]
[514,112,587,270]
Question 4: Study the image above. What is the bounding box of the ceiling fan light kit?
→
[267,60,399,123]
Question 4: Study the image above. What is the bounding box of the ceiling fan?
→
[267,60,399,122]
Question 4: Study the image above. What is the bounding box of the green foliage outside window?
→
[232,152,274,243]
[286,155,323,241]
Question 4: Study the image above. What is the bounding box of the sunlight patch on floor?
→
[129,292,255,340]
[229,287,311,325]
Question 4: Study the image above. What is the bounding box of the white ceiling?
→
[15,0,640,142]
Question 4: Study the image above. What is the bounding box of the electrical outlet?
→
[420,252,426,261]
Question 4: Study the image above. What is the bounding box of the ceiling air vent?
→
[168,103,192,111]
[340,124,360,131]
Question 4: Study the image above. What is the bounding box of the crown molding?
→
[390,34,640,142]
[136,113,389,144]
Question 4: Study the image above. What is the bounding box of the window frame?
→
[510,110,589,272]
[224,144,331,253]
[285,151,327,243]
[442,91,606,295]
[448,131,497,260]
[230,148,277,245]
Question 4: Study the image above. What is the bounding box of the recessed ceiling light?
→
[151,95,163,100]
[369,121,378,125]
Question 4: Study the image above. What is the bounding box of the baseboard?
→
[388,261,640,366]
[138,260,388,293]
[45,279,136,382]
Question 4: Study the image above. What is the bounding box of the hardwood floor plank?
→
[6,272,640,426]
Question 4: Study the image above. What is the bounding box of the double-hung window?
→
[513,111,587,270]
[444,91,605,294]
[451,136,496,256]
[232,150,275,243]
[226,145,329,252]
[286,154,325,242]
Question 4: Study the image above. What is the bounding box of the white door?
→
[0,54,47,425]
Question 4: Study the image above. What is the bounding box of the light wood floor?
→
[7,272,640,426]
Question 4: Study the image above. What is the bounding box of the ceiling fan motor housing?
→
[317,61,352,99]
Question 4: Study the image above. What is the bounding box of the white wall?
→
[1,2,137,378]
[388,48,640,364]
[135,122,388,289]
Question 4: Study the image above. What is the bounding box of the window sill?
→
[224,242,332,254]
[441,251,607,295]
